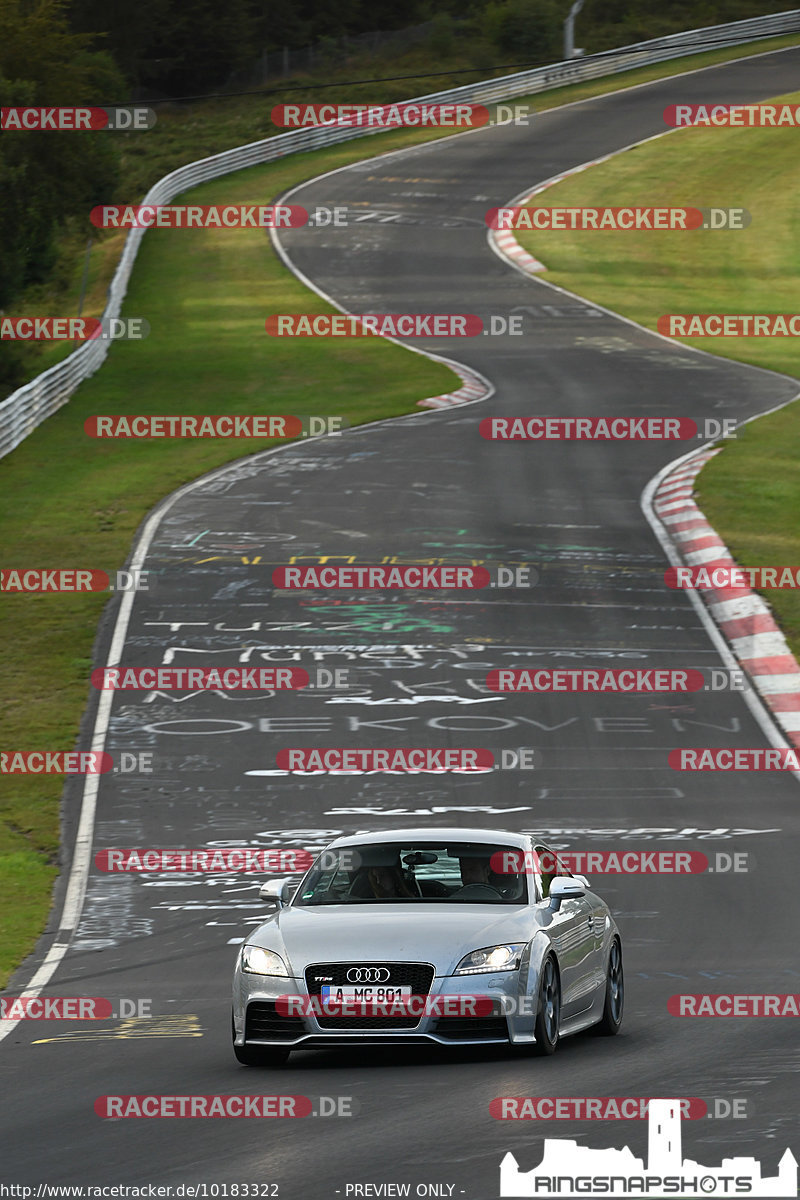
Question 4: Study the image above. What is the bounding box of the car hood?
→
[248,904,534,977]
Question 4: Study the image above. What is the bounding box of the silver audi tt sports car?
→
[231,827,623,1066]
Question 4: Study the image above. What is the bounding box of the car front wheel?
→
[533,955,560,1055]
[594,939,624,1035]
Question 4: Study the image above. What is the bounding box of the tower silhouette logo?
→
[500,1098,797,1197]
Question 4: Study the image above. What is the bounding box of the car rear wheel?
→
[533,956,560,1055]
[594,939,624,1035]
[232,1013,290,1067]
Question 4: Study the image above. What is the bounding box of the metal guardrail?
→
[2,8,799,460]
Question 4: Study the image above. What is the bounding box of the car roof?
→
[324,827,533,849]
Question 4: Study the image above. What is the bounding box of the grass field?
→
[514,90,800,657]
[2,38,800,985]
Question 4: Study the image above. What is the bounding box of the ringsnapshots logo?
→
[498,1098,797,1197]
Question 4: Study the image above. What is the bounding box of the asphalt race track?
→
[3,46,800,1200]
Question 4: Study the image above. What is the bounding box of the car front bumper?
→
[232,964,539,1048]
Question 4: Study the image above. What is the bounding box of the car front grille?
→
[305,961,435,1029]
[245,1001,306,1042]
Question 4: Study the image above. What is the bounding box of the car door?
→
[533,843,598,1019]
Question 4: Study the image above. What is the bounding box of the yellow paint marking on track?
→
[32,1015,203,1043]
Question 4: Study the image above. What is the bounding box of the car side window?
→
[534,843,572,899]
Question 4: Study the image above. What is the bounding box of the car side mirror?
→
[549,875,585,911]
[259,879,294,907]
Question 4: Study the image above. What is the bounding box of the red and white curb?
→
[488,158,616,276]
[492,226,548,275]
[488,135,667,277]
[653,449,800,748]
[418,365,490,409]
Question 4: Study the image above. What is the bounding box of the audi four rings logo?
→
[346,967,391,983]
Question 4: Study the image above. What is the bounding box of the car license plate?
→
[320,985,412,1001]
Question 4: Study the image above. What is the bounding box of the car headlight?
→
[241,945,289,976]
[454,944,524,974]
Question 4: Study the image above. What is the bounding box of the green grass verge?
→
[2,35,800,984]
[514,89,800,658]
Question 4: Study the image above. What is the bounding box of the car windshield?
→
[293,842,528,906]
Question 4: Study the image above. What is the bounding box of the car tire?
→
[533,955,560,1055]
[232,1013,290,1067]
[594,938,624,1035]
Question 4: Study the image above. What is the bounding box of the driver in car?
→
[458,856,492,886]
[453,852,524,900]
[451,853,503,898]
[368,864,417,899]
